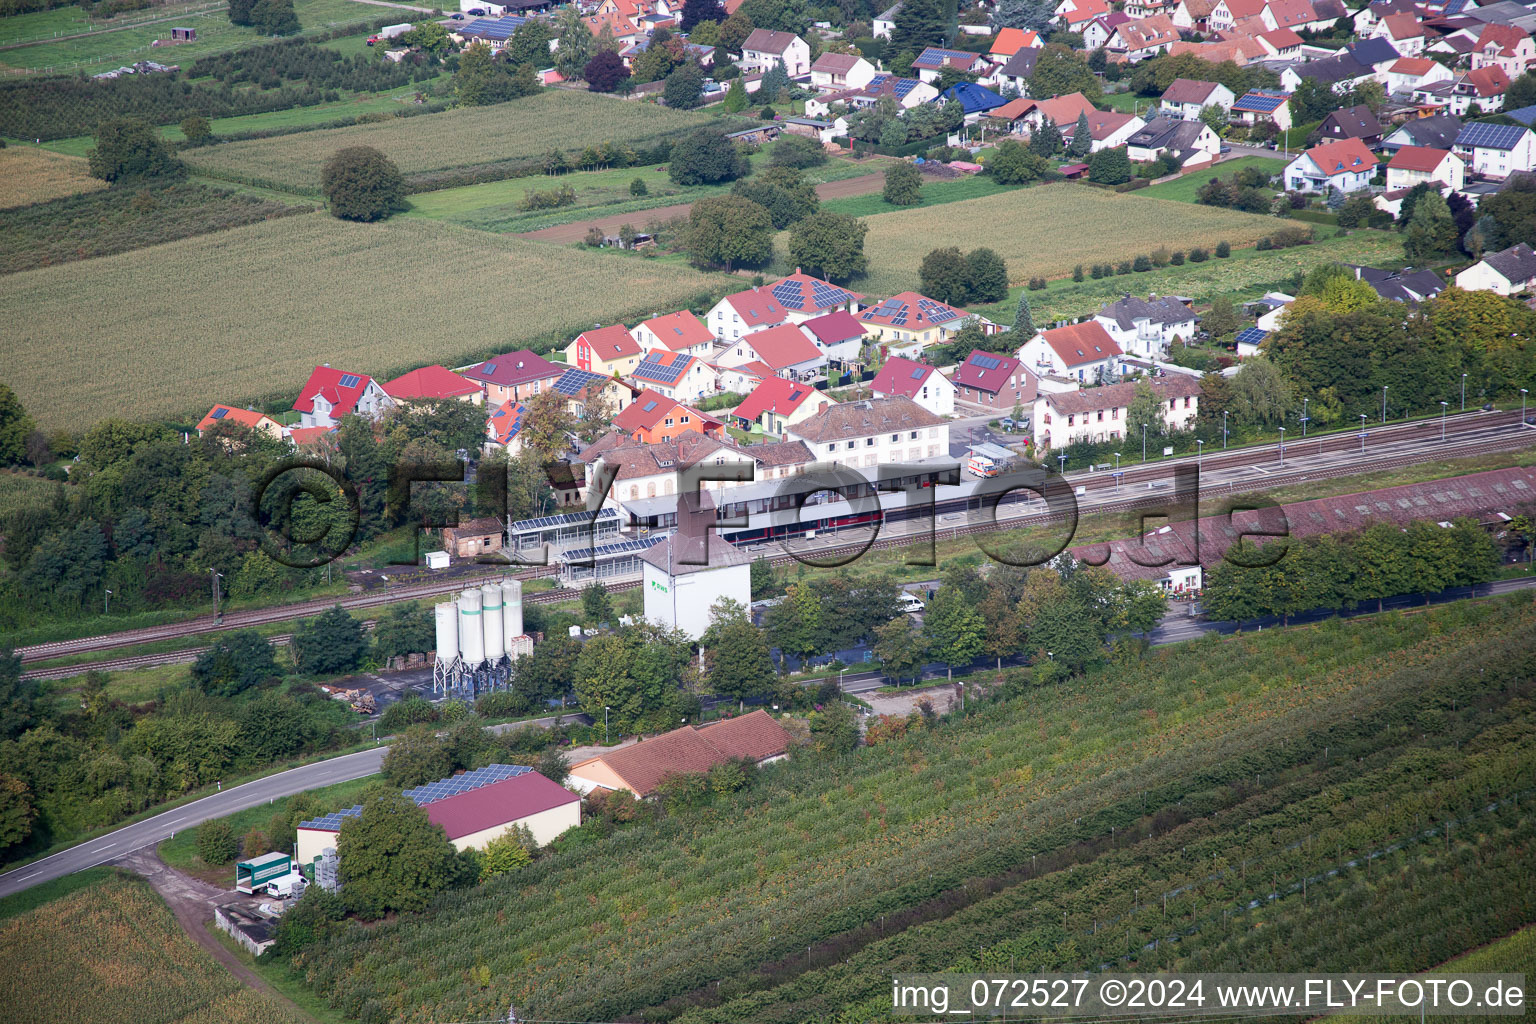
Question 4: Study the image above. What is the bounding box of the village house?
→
[632,310,715,357]
[381,365,482,407]
[461,349,563,405]
[1284,138,1379,193]
[583,432,757,505]
[1453,121,1536,178]
[1455,242,1536,294]
[809,51,875,91]
[611,389,723,444]
[293,366,394,429]
[1318,104,1387,146]
[629,350,719,402]
[1059,109,1147,152]
[484,400,529,453]
[785,395,950,468]
[731,376,834,437]
[705,286,790,342]
[197,405,284,439]
[1082,12,1132,51]
[948,350,1038,413]
[739,28,810,76]
[1370,12,1426,54]
[714,323,827,379]
[764,270,863,322]
[1379,112,1462,154]
[1031,376,1202,452]
[566,324,643,376]
[1470,23,1536,78]
[1105,14,1180,60]
[856,291,979,348]
[567,711,791,798]
[1017,321,1126,382]
[1093,294,1198,359]
[1125,116,1221,167]
[1229,89,1293,131]
[1383,56,1454,95]
[910,45,986,83]
[1159,78,1236,119]
[799,310,867,363]
[1385,145,1466,190]
[1450,67,1512,115]
[441,516,506,560]
[985,46,1041,94]
[990,92,1098,135]
[989,26,1041,59]
[870,356,957,416]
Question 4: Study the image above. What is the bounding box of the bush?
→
[1132,254,1151,272]
[1188,246,1209,262]
[476,690,532,719]
[1170,250,1185,265]
[380,695,440,732]
[630,176,648,196]
[197,819,239,865]
[1116,260,1132,275]
[1073,264,1084,282]
[771,133,828,169]
[1215,240,1231,257]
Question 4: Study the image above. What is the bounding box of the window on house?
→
[846,441,856,450]
[1068,414,1075,426]
[682,415,690,423]
[826,444,836,453]
[865,437,874,446]
[665,418,674,426]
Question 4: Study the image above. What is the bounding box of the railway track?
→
[15,410,1533,674]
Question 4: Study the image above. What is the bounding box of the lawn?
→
[845,182,1280,298]
[182,90,720,195]
[817,172,1011,218]
[0,871,311,1024]
[0,0,374,74]
[966,227,1405,324]
[0,146,104,208]
[0,212,732,431]
[1136,155,1287,202]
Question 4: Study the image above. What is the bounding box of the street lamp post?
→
[1141,423,1148,463]
[1114,452,1121,472]
[1461,372,1468,412]
[1196,438,1203,474]
[1358,413,1367,454]
[1300,397,1309,439]
[1522,388,1529,426]
[1278,426,1286,467]
[1222,410,1229,450]
[1381,385,1388,424]
[104,589,112,615]
[209,569,223,621]
[1441,400,1449,442]
[1057,453,1066,477]
[604,706,609,745]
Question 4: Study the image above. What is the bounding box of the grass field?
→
[1137,156,1288,202]
[0,471,62,516]
[846,182,1280,297]
[817,173,1011,218]
[966,228,1405,324]
[0,212,731,430]
[0,871,311,1024]
[0,0,374,74]
[182,90,718,194]
[0,146,104,208]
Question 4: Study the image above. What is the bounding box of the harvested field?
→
[0,213,731,430]
[0,147,105,208]
[181,91,717,194]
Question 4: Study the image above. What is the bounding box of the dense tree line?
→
[191,37,426,93]
[1203,520,1501,623]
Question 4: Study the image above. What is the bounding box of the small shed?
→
[424,549,450,570]
[170,26,195,40]
[215,905,279,956]
[1058,162,1090,179]
[235,851,291,894]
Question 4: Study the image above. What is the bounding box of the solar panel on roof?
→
[482,363,497,375]
[643,399,658,412]
[553,367,607,396]
[338,374,360,388]
[512,507,619,533]
[210,407,228,419]
[771,280,802,306]
[971,354,1001,370]
[917,298,961,324]
[1235,326,1269,344]
[1458,121,1528,150]
[638,353,690,384]
[558,537,660,563]
[909,367,926,379]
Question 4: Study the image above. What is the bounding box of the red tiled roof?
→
[576,324,642,361]
[633,350,704,384]
[723,287,790,328]
[462,350,562,388]
[1465,65,1510,96]
[1388,145,1452,172]
[767,271,863,313]
[743,323,822,370]
[1302,137,1379,175]
[575,709,791,797]
[990,27,1040,56]
[1259,26,1303,48]
[1476,23,1528,57]
[293,366,374,417]
[801,310,866,344]
[287,425,337,446]
[1162,78,1223,104]
[486,399,528,446]
[1378,11,1423,37]
[870,356,941,398]
[1390,56,1437,74]
[382,365,479,401]
[424,771,579,841]
[950,350,1031,397]
[612,389,683,432]
[856,290,968,328]
[732,375,825,421]
[1035,321,1124,367]
[197,405,275,432]
[639,310,713,351]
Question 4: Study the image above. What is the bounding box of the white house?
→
[1385,145,1465,191]
[869,356,957,416]
[1059,109,1147,152]
[785,396,951,469]
[1125,116,1221,167]
[1017,321,1126,383]
[630,350,719,402]
[1370,12,1425,55]
[632,309,716,357]
[714,323,827,379]
[809,51,875,91]
[1383,56,1453,95]
[873,1,899,38]
[1470,23,1536,80]
[1229,89,1293,132]
[1094,294,1198,360]
[739,28,810,76]
[1455,242,1536,295]
[639,492,753,641]
[1453,122,1536,178]
[1159,77,1235,119]
[706,286,791,342]
[1284,138,1378,193]
[1031,376,1202,452]
[292,366,394,429]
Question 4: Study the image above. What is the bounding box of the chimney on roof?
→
[323,362,330,368]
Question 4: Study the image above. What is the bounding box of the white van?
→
[899,593,925,614]
[265,871,308,900]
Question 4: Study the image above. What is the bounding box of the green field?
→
[0,0,376,74]
[182,90,719,194]
[817,172,1011,218]
[1137,156,1288,202]
[843,182,1280,297]
[0,212,732,430]
[967,228,1405,323]
[0,471,63,516]
[0,871,311,1024]
[291,597,1536,1023]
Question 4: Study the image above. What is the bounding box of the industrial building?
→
[433,578,532,698]
[639,489,752,640]
[295,764,580,867]
[567,710,792,798]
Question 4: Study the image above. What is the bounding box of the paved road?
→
[518,172,887,244]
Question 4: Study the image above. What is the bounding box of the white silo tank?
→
[457,587,485,667]
[501,578,523,641]
[481,583,505,660]
[433,602,458,662]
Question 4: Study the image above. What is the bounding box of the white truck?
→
[368,22,412,44]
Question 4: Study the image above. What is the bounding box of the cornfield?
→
[182,91,716,195]
[0,471,62,517]
[0,213,732,430]
[0,147,104,210]
[295,598,1536,1024]
[852,183,1279,298]
[0,872,310,1024]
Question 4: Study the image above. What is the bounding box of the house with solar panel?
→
[1017,321,1126,383]
[629,350,719,403]
[460,349,563,406]
[731,376,833,437]
[612,389,724,443]
[910,45,986,83]
[552,366,632,421]
[715,323,827,380]
[761,270,862,324]
[804,74,937,117]
[452,15,526,45]
[632,309,716,357]
[566,323,643,377]
[196,405,284,440]
[949,351,1038,414]
[293,366,394,430]
[1234,325,1270,359]
[1229,89,1293,132]
[485,399,530,453]
[295,764,580,868]
[856,291,983,351]
[870,356,956,416]
[1283,138,1379,193]
[1452,121,1536,178]
[705,285,791,343]
[1385,145,1465,191]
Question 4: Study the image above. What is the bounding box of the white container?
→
[457,587,484,667]
[501,578,523,640]
[481,583,505,660]
[434,602,457,662]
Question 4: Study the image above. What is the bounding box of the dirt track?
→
[518,170,888,244]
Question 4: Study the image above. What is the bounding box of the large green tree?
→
[889,0,947,54]
[320,146,404,222]
[0,384,35,466]
[337,789,465,918]
[787,210,868,282]
[965,247,1009,303]
[882,160,923,205]
[87,117,180,182]
[382,725,453,787]
[664,60,707,109]
[190,630,280,697]
[921,586,985,676]
[669,127,751,185]
[920,246,971,305]
[702,613,776,701]
[1404,191,1458,262]
[295,606,368,676]
[684,194,775,271]
[733,165,820,228]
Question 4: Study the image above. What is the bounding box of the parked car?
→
[1219,144,1232,154]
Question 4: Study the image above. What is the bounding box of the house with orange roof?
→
[765,270,863,322]
[612,389,722,444]
[632,310,715,357]
[1384,56,1453,94]
[1105,13,1179,60]
[381,365,481,406]
[730,376,833,436]
[565,324,643,376]
[197,405,284,439]
[1057,0,1111,30]
[1367,11,1424,55]
[1471,24,1536,78]
[293,366,394,429]
[1253,26,1303,57]
[1165,36,1267,64]
[1124,0,1177,18]
[1206,0,1265,33]
[1171,0,1219,30]
[1017,321,1125,383]
[485,399,530,453]
[1160,78,1235,119]
[856,291,983,348]
[990,92,1097,134]
[704,285,791,343]
[1284,138,1379,193]
[1385,145,1464,190]
[989,26,1040,59]
[1453,66,1511,114]
[715,323,827,378]
[567,709,792,798]
[287,425,337,447]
